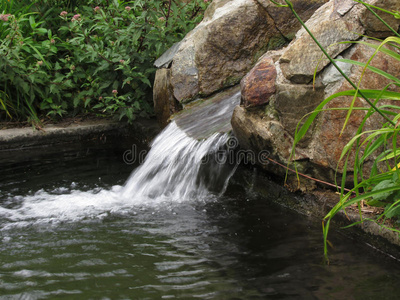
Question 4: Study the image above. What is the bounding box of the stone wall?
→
[153,0,327,126]
[231,0,400,189]
[153,0,400,190]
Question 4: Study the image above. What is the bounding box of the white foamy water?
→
[121,122,230,200]
[0,121,235,229]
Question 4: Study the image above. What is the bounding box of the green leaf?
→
[126,107,134,120]
[49,84,59,95]
[73,97,81,107]
[35,28,47,35]
[385,199,400,218]
[371,180,397,201]
[84,98,91,107]
[336,58,400,85]
[29,15,36,29]
[140,77,151,87]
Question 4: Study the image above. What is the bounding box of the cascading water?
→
[121,121,234,201]
[0,90,241,229]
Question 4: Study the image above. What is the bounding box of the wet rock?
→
[231,105,319,191]
[240,56,277,108]
[174,85,241,140]
[231,105,296,164]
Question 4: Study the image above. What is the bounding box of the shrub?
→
[0,0,209,124]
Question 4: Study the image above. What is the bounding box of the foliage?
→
[0,0,209,124]
[273,0,400,260]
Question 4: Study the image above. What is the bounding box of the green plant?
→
[271,0,400,261]
[0,0,209,124]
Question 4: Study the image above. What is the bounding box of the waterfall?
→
[121,121,233,200]
[121,90,241,201]
[0,90,241,228]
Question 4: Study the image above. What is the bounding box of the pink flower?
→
[71,14,81,22]
[204,0,209,2]
[99,96,103,100]
[60,11,68,17]
[159,17,165,21]
[125,6,131,11]
[37,61,43,66]
[50,39,55,44]
[112,90,118,95]
[0,14,12,22]
[119,59,125,63]
[94,6,100,12]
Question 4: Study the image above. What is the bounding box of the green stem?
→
[283,0,396,127]
[354,0,400,38]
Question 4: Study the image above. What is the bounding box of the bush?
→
[0,0,209,124]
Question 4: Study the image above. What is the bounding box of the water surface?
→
[1,142,400,299]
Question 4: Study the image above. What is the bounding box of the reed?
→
[272,0,400,260]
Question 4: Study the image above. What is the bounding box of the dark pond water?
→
[1,142,400,299]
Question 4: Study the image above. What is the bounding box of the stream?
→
[1,126,400,299]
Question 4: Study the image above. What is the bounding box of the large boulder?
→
[279,0,364,83]
[311,40,400,172]
[360,0,400,38]
[278,0,400,84]
[191,0,279,99]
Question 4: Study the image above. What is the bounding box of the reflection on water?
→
[1,144,400,299]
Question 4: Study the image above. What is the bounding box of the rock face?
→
[231,0,400,189]
[153,0,400,190]
[359,0,400,38]
[153,68,179,127]
[169,0,282,103]
[311,41,400,172]
[279,0,364,83]
[153,0,327,125]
